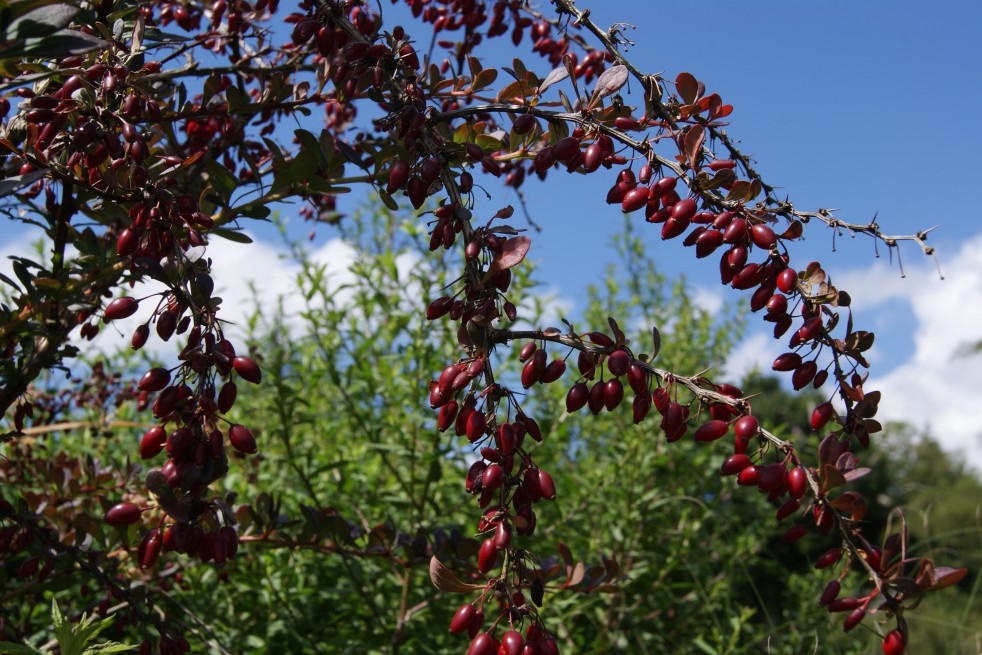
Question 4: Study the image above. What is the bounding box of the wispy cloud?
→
[835,234,982,471]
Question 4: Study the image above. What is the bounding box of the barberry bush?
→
[0,0,967,653]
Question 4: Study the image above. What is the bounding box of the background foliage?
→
[2,208,978,653]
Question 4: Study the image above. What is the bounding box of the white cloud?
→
[717,232,982,471]
[834,233,982,471]
[723,332,783,381]
[691,285,725,316]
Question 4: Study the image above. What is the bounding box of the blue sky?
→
[3,1,982,464]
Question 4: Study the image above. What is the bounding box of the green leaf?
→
[210,228,254,244]
[81,642,134,654]
[8,4,78,39]
[0,169,47,196]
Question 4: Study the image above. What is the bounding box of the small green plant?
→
[0,599,132,655]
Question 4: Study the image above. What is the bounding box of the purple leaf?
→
[592,65,628,101]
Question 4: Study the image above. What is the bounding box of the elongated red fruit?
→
[811,401,836,430]
[621,186,649,213]
[139,426,166,459]
[694,419,728,442]
[477,538,497,573]
[537,469,556,500]
[787,466,808,498]
[882,629,905,655]
[229,424,257,454]
[721,454,752,476]
[232,356,262,384]
[449,603,476,634]
[105,502,141,525]
[138,367,170,392]
[104,297,139,321]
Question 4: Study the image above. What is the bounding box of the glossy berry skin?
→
[882,629,905,655]
[139,426,166,459]
[499,631,524,655]
[819,580,840,606]
[477,538,497,573]
[776,268,798,293]
[467,633,499,655]
[720,454,752,476]
[603,379,624,410]
[229,424,257,454]
[566,383,589,412]
[811,401,836,430]
[104,502,141,525]
[787,466,808,499]
[607,349,630,376]
[104,296,139,321]
[815,547,842,569]
[537,469,557,500]
[449,603,476,634]
[694,419,728,442]
[843,608,865,632]
[232,356,262,384]
[138,367,171,392]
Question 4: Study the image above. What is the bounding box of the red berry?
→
[843,608,865,632]
[720,454,752,476]
[482,464,504,491]
[426,296,453,320]
[722,217,747,244]
[466,411,487,442]
[694,419,729,442]
[117,228,139,256]
[537,469,556,500]
[632,392,651,424]
[776,268,798,293]
[828,597,860,613]
[811,402,836,431]
[138,367,171,392]
[819,580,840,606]
[450,603,476,634]
[882,629,905,655]
[386,159,409,193]
[607,349,630,376]
[749,224,776,249]
[792,361,818,390]
[733,415,759,442]
[776,498,800,520]
[499,631,524,655]
[104,297,139,321]
[566,383,589,413]
[467,632,499,655]
[138,528,162,568]
[218,382,237,414]
[229,424,257,454]
[816,547,842,569]
[588,380,605,415]
[105,502,141,526]
[603,378,624,410]
[139,426,166,459]
[494,520,512,549]
[757,463,787,492]
[477,539,497,573]
[232,356,262,384]
[621,186,649,213]
[772,352,802,372]
[540,358,566,383]
[787,466,808,498]
[627,362,649,394]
